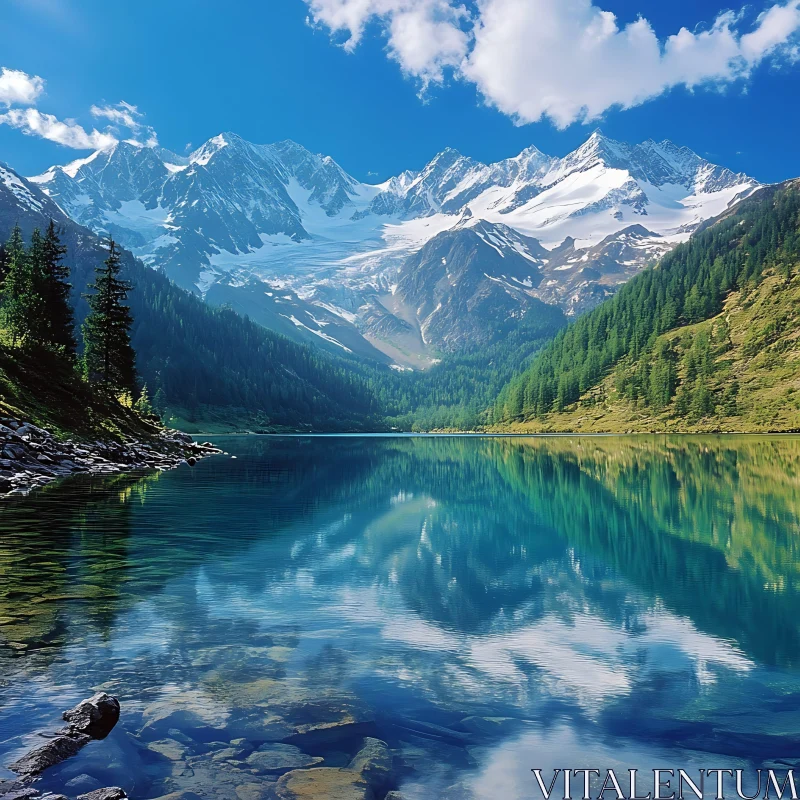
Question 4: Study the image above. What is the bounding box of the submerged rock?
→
[246,743,323,774]
[233,785,270,800]
[147,738,190,761]
[139,690,231,738]
[144,794,204,800]
[8,733,90,777]
[274,768,373,800]
[63,692,120,739]
[64,775,104,793]
[7,692,121,781]
[348,737,393,788]
[458,716,526,738]
[0,783,40,800]
[75,789,127,800]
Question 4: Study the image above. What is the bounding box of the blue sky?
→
[0,0,799,183]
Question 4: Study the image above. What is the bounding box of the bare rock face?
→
[63,692,121,739]
[7,733,90,777]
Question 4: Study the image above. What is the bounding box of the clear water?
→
[1,435,800,799]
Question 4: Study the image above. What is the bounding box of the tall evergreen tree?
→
[39,220,76,357]
[2,225,38,346]
[0,244,9,291]
[83,239,136,394]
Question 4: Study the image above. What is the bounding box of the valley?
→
[2,128,796,436]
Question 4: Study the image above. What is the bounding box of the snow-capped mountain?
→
[30,131,759,366]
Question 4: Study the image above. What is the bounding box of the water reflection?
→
[1,435,799,798]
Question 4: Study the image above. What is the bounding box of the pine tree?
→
[2,225,39,346]
[27,227,47,344]
[134,383,154,417]
[0,244,9,291]
[39,220,76,357]
[83,239,137,394]
[153,387,167,416]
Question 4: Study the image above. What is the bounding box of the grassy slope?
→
[491,269,800,433]
[0,346,161,442]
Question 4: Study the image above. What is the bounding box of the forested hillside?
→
[369,306,566,430]
[492,180,800,432]
[0,164,381,431]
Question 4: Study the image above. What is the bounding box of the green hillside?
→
[491,180,800,433]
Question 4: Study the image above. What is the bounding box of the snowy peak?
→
[270,139,360,216]
[364,130,757,232]
[189,133,232,166]
[26,129,761,366]
[0,162,63,217]
[555,132,754,195]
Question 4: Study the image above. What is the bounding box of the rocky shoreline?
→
[0,416,221,498]
[0,691,408,800]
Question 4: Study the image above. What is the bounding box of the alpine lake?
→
[1,434,800,800]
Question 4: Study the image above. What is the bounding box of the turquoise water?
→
[1,435,800,799]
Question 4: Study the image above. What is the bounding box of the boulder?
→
[348,737,393,790]
[63,692,120,739]
[274,768,373,800]
[8,733,90,777]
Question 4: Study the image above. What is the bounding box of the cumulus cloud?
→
[306,0,471,84]
[0,65,119,150]
[0,108,117,150]
[0,67,45,107]
[305,0,800,126]
[91,100,158,146]
[0,65,159,151]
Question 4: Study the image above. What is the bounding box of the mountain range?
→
[30,131,759,368]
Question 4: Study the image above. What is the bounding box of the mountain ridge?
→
[28,131,760,367]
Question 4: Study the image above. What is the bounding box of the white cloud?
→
[0,68,45,107]
[0,108,117,150]
[0,65,160,151]
[305,0,800,126]
[306,0,471,84]
[91,100,140,128]
[91,100,158,146]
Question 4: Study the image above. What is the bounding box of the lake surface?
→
[1,435,800,799]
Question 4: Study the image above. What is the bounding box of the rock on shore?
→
[0,416,220,497]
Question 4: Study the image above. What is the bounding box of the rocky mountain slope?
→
[31,131,758,367]
[0,161,381,431]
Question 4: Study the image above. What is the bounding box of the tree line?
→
[0,222,146,408]
[494,182,800,423]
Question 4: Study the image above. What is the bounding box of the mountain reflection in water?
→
[1,435,799,799]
